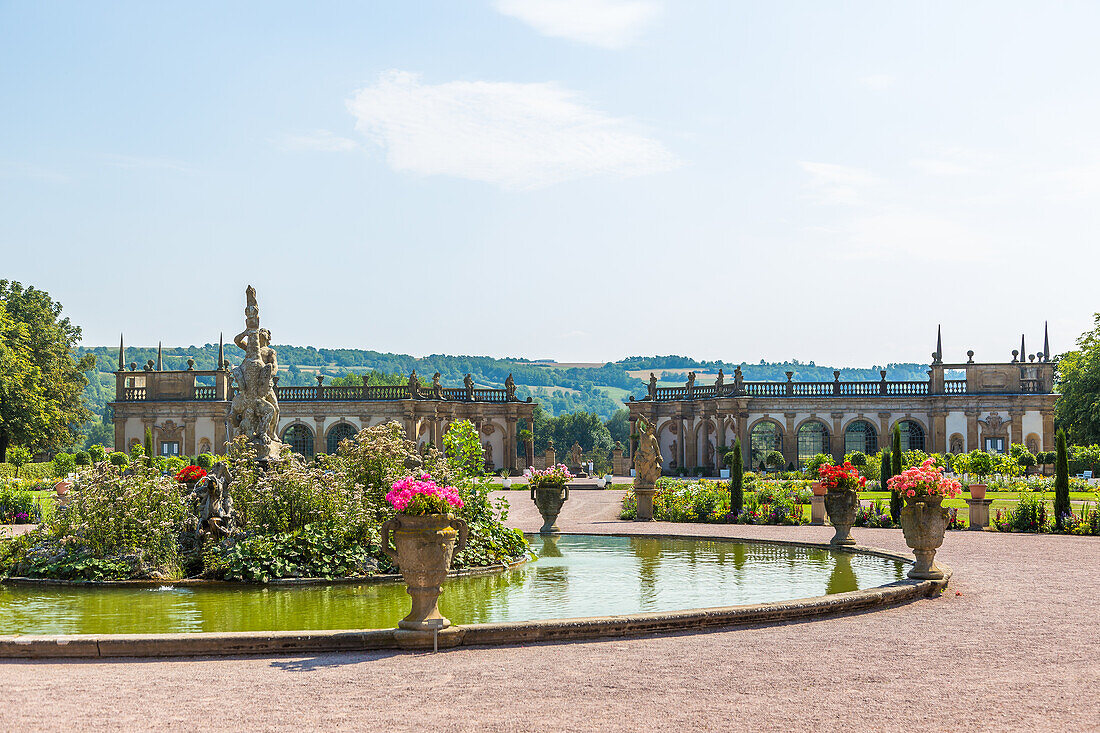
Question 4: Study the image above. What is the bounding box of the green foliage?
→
[195,453,215,469]
[143,427,153,462]
[108,451,129,467]
[1054,429,1070,529]
[847,451,867,467]
[74,451,91,466]
[22,552,135,582]
[993,492,1050,533]
[764,450,784,470]
[0,281,94,462]
[7,446,30,476]
[1054,313,1100,444]
[729,438,744,516]
[803,453,833,476]
[0,480,42,523]
[52,452,75,476]
[443,420,485,477]
[206,523,373,582]
[88,444,106,463]
[0,460,57,480]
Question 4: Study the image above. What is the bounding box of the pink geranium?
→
[385,473,464,516]
[887,458,962,501]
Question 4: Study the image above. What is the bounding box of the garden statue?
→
[432,372,443,399]
[464,373,474,400]
[633,417,662,520]
[483,441,494,469]
[229,286,283,461]
[408,370,420,399]
[715,368,724,393]
[686,371,695,395]
[648,373,657,400]
[194,462,234,542]
[505,373,516,400]
[570,441,583,468]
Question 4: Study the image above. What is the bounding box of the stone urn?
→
[968,483,987,500]
[380,513,468,630]
[811,480,826,497]
[531,484,569,535]
[824,489,858,545]
[900,497,949,580]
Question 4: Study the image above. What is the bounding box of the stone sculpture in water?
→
[229,285,284,461]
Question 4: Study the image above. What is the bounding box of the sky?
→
[2,1,1098,366]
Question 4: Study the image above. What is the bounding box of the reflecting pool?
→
[0,534,906,635]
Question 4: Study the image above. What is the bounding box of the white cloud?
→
[346,70,679,189]
[798,161,880,205]
[858,73,896,91]
[494,0,661,49]
[278,130,358,152]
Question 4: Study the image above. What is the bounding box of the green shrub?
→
[88,445,107,463]
[1054,430,1070,530]
[108,451,129,467]
[994,492,1050,533]
[195,453,215,469]
[847,451,867,467]
[804,453,833,476]
[728,438,744,516]
[0,480,42,523]
[74,451,91,466]
[52,453,75,476]
[443,420,484,477]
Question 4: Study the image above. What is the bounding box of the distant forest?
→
[76,344,936,422]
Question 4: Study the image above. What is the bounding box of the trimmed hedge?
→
[0,462,60,480]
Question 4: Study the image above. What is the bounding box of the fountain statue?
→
[633,417,662,521]
[229,285,284,461]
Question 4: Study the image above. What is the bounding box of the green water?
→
[0,535,905,635]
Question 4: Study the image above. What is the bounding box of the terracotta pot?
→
[824,489,859,545]
[811,481,826,497]
[380,513,468,630]
[531,485,569,534]
[968,483,987,500]
[900,497,948,580]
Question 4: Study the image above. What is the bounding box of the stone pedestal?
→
[965,498,993,530]
[634,487,656,521]
[810,495,826,526]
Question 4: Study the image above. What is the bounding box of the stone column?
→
[629,417,638,469]
[965,409,980,453]
[213,413,227,455]
[313,416,326,456]
[612,445,625,475]
[506,416,517,472]
[878,412,891,448]
[830,412,845,462]
[184,417,196,456]
[1009,409,1024,447]
[783,412,797,469]
[112,414,126,452]
[930,409,947,454]
[1042,410,1055,450]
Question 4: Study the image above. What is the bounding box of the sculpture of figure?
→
[229,286,283,460]
[686,371,696,398]
[634,417,663,487]
[195,462,234,541]
[432,372,443,399]
[464,373,474,400]
[570,441,583,467]
[669,439,678,470]
[648,373,658,400]
[715,369,724,394]
[408,370,420,399]
[950,435,964,454]
[505,373,516,400]
[483,441,494,469]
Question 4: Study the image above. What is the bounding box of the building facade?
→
[110,346,535,472]
[627,339,1058,472]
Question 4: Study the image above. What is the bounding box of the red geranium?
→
[818,461,866,492]
[175,465,207,483]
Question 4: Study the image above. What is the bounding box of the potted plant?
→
[967,450,993,500]
[499,469,512,490]
[525,463,573,535]
[174,464,207,491]
[887,458,962,579]
[379,474,468,630]
[818,461,866,545]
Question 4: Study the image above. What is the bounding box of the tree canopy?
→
[1055,313,1100,444]
[0,281,94,461]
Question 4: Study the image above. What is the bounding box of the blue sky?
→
[2,1,1097,366]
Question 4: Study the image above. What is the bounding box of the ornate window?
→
[844,421,877,455]
[797,421,830,467]
[326,423,357,454]
[749,421,783,470]
[897,420,925,452]
[282,424,315,458]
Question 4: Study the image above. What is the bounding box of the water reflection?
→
[0,535,907,635]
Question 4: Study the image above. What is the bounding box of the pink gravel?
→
[1,489,1097,732]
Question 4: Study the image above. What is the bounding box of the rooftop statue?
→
[229,286,284,461]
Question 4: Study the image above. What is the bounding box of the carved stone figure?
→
[978,412,1011,435]
[464,373,474,400]
[195,462,234,541]
[229,286,283,461]
[432,372,443,399]
[408,370,420,399]
[648,373,658,400]
[505,373,516,400]
[686,371,695,391]
[715,369,724,393]
[950,435,964,454]
[570,441,583,468]
[634,417,663,488]
[483,442,494,469]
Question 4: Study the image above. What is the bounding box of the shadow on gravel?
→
[269,650,406,672]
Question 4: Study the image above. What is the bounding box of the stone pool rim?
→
[0,531,950,658]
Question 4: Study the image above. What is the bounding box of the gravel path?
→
[2,490,1097,732]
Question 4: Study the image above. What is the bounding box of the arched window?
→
[844,421,877,455]
[326,423,357,454]
[282,424,315,458]
[797,421,830,467]
[897,420,925,452]
[750,421,783,469]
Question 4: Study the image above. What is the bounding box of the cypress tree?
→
[879,449,891,491]
[889,424,903,523]
[729,438,744,518]
[144,426,154,466]
[1054,429,1071,530]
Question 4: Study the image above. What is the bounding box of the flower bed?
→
[619,478,808,525]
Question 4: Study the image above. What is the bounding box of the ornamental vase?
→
[968,483,987,501]
[900,497,948,580]
[379,513,468,630]
[531,485,569,535]
[824,489,859,545]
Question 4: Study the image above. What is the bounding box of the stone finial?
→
[1043,321,1051,362]
[156,342,163,371]
[934,325,943,364]
[880,370,887,380]
[785,371,794,382]
[967,350,975,363]
[217,333,224,370]
[186,357,195,371]
[144,360,154,371]
[1012,349,1019,363]
[316,375,325,387]
[833,370,841,381]
[118,334,125,371]
[129,362,137,371]
[1020,334,1026,363]
[1029,354,1036,362]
